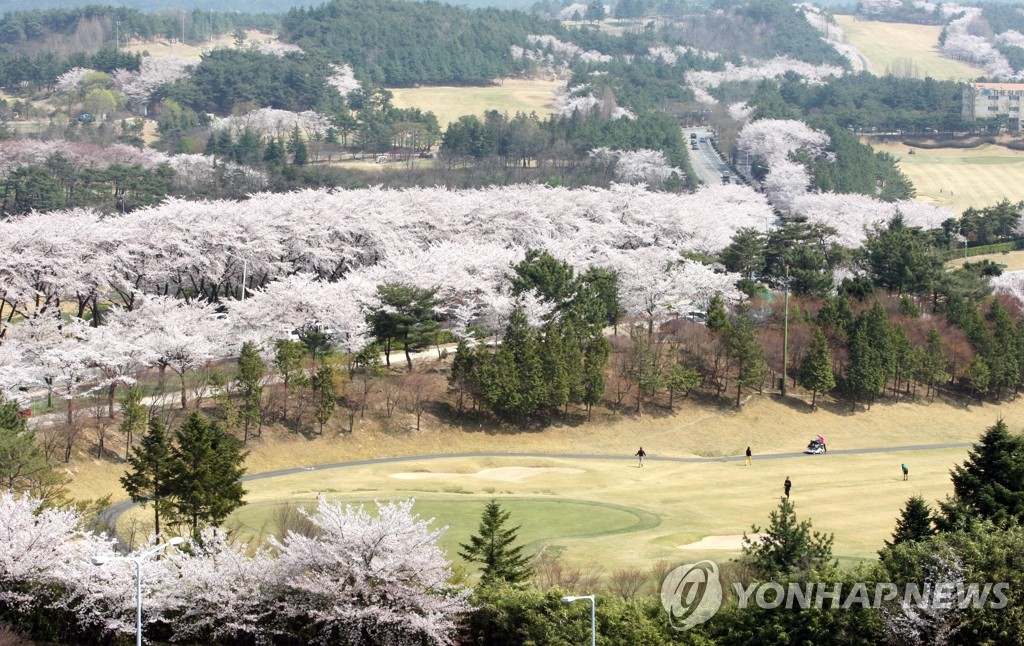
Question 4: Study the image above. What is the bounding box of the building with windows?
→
[963,82,1024,129]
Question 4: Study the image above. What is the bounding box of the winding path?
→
[98,441,973,526]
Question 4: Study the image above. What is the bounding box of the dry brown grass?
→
[388,79,561,128]
[124,30,277,61]
[833,15,985,80]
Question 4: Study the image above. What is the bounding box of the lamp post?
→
[91,537,184,646]
[225,252,248,302]
[561,595,596,646]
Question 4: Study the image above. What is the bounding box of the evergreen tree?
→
[120,416,173,537]
[938,419,1024,529]
[311,363,336,435]
[720,227,766,280]
[798,326,835,408]
[920,327,948,400]
[883,495,936,550]
[0,397,46,494]
[581,337,609,420]
[288,125,308,166]
[274,339,306,423]
[728,317,768,407]
[236,341,264,443]
[448,339,479,414]
[844,323,885,411]
[118,386,147,460]
[542,325,570,413]
[459,499,532,586]
[666,363,701,410]
[366,283,440,370]
[742,496,835,578]
[706,293,730,334]
[503,305,547,416]
[167,412,248,536]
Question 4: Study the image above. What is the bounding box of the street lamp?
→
[225,252,248,302]
[91,537,184,646]
[561,595,596,646]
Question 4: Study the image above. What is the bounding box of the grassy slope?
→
[834,15,986,80]
[388,79,560,128]
[93,390,1024,570]
[872,140,1024,213]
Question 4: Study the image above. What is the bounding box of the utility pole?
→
[781,263,790,396]
[115,20,119,52]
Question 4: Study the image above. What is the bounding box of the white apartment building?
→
[963,82,1024,129]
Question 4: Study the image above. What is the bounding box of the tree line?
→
[279,0,567,86]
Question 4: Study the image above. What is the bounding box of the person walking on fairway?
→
[745,446,752,466]
[784,476,792,498]
[902,463,909,481]
[635,447,646,467]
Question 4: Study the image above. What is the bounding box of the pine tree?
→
[920,327,947,400]
[742,496,834,578]
[728,317,768,407]
[581,337,609,421]
[883,495,935,550]
[938,419,1024,529]
[845,323,885,411]
[311,363,336,435]
[798,326,835,408]
[118,386,147,460]
[666,363,701,410]
[167,412,248,536]
[120,416,173,537]
[0,397,47,494]
[706,293,730,333]
[236,341,265,443]
[459,499,532,586]
[274,339,306,423]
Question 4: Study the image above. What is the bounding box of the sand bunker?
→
[677,534,762,550]
[389,466,585,482]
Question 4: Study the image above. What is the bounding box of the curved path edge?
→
[98,442,973,527]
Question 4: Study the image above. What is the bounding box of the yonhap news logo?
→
[659,560,1009,632]
[660,560,723,631]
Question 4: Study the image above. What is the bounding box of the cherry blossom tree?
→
[327,63,360,97]
[0,492,115,614]
[113,56,193,109]
[271,497,472,646]
[134,296,226,408]
[151,528,278,643]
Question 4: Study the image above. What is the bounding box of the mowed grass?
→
[946,249,1024,272]
[388,79,561,128]
[98,393,1024,572]
[872,140,1024,213]
[834,15,985,80]
[202,448,963,571]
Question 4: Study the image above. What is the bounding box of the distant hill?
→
[0,0,537,16]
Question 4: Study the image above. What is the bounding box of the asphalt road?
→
[683,127,735,186]
[98,442,973,527]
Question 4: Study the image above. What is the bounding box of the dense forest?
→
[279,0,566,85]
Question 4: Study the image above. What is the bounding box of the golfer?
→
[784,476,792,498]
[745,446,752,466]
[902,463,909,481]
[635,447,646,467]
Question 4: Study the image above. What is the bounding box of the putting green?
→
[194,448,966,572]
[228,497,662,560]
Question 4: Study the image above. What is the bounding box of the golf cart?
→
[805,439,825,454]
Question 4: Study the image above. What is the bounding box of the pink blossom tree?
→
[271,497,472,646]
